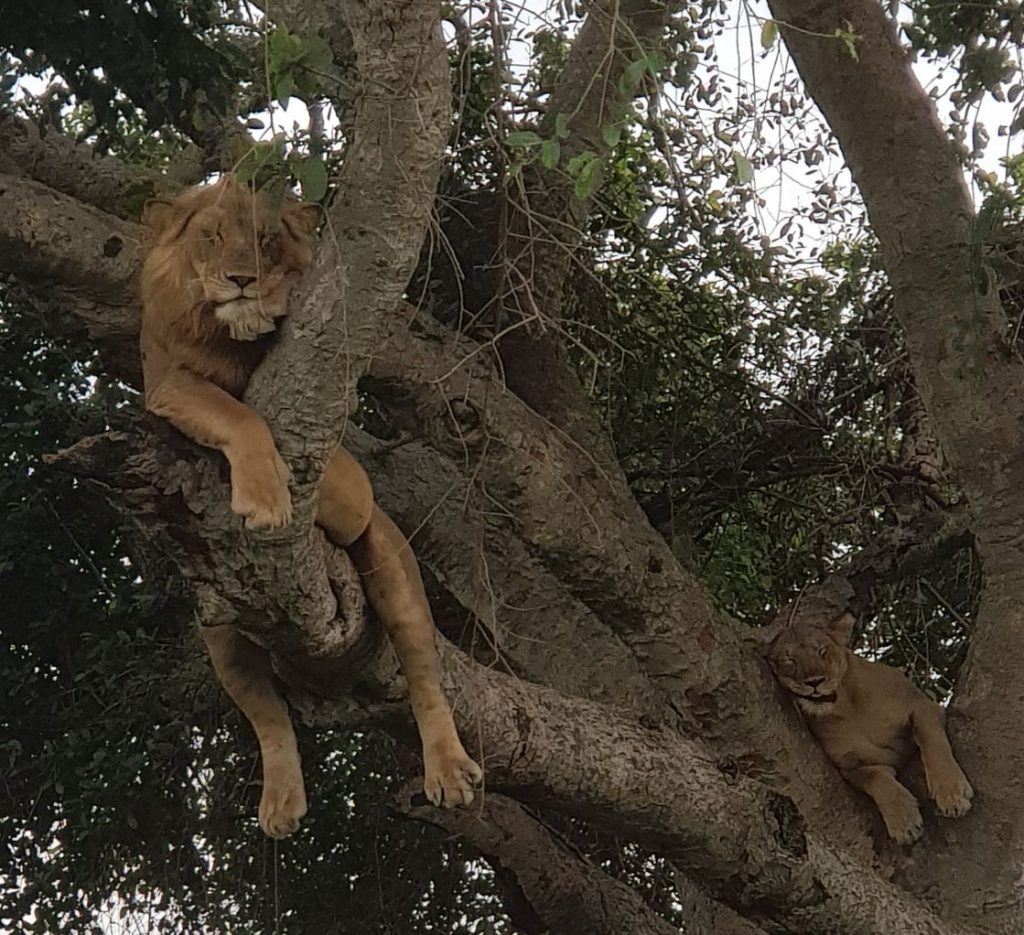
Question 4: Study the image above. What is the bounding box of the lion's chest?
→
[805,696,914,772]
[189,333,276,398]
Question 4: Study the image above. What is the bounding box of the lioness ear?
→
[827,612,857,647]
[746,623,781,656]
[283,201,321,237]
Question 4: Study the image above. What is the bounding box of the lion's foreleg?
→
[317,448,483,806]
[146,369,291,528]
[845,764,923,844]
[200,624,307,838]
[910,702,974,818]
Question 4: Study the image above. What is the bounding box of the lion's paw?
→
[231,450,292,530]
[423,739,483,808]
[883,800,923,845]
[930,768,974,818]
[259,755,307,839]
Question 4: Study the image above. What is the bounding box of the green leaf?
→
[540,139,561,169]
[554,112,570,139]
[619,59,647,94]
[602,124,622,149]
[235,139,285,185]
[506,158,525,180]
[733,152,753,184]
[292,155,329,201]
[644,51,666,77]
[566,152,592,175]
[573,154,601,200]
[301,35,333,71]
[760,19,778,50]
[835,22,859,61]
[274,73,296,109]
[267,27,291,60]
[506,130,543,147]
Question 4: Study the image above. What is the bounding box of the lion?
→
[766,612,973,844]
[140,178,482,837]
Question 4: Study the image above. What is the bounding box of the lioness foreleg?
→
[146,368,291,528]
[846,764,923,844]
[200,624,307,838]
[911,702,973,818]
[318,448,483,806]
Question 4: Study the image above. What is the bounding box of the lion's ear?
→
[141,195,177,231]
[283,201,320,237]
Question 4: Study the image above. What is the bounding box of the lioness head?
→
[766,613,856,714]
[142,179,318,340]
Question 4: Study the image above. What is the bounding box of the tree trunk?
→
[770,1,1024,929]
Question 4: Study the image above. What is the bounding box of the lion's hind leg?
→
[317,448,482,806]
[200,625,307,838]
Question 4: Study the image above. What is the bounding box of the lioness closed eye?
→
[766,613,972,845]
[140,178,482,837]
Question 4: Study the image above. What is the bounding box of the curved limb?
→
[318,447,482,805]
[146,367,291,528]
[845,764,922,844]
[200,624,306,838]
[910,701,974,817]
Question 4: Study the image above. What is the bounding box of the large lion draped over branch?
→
[140,178,482,838]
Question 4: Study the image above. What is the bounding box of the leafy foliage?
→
[0,0,248,147]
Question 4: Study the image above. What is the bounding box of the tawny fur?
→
[766,613,973,844]
[140,179,482,838]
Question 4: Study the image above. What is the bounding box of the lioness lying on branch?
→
[766,612,972,844]
[140,178,482,837]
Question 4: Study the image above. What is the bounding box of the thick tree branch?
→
[0,113,165,217]
[403,791,766,934]
[241,0,450,535]
[769,2,1024,927]
[399,791,683,935]
[497,0,682,448]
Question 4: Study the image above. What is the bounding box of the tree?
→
[1,0,1020,932]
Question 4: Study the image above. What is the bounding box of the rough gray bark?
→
[248,0,451,492]
[0,113,164,215]
[769,1,1024,930]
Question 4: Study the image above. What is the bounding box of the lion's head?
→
[766,613,855,714]
[141,179,318,341]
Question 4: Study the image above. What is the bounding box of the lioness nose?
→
[228,275,257,289]
[806,676,826,687]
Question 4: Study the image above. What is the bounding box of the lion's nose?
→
[228,275,257,289]
[805,676,826,687]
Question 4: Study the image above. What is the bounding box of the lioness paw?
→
[259,756,308,839]
[423,739,483,808]
[931,770,974,818]
[883,802,923,845]
[230,451,292,529]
